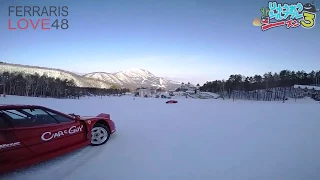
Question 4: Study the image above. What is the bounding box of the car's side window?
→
[0,114,9,129]
[45,110,73,123]
[22,108,49,116]
[2,108,58,127]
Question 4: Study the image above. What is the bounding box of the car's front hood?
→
[79,113,110,121]
[79,116,97,120]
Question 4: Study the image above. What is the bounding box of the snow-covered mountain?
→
[0,63,180,90]
[84,68,181,89]
[0,63,113,89]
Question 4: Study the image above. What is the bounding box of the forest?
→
[1,69,320,101]
[0,71,130,98]
[199,70,320,101]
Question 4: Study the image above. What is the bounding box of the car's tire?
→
[91,123,110,146]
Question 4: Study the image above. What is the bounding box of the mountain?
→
[84,68,181,90]
[0,63,181,90]
[0,62,113,88]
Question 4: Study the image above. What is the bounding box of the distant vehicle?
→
[0,105,116,174]
[166,100,177,104]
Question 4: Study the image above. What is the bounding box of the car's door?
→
[3,107,87,157]
[41,108,88,147]
[0,112,33,165]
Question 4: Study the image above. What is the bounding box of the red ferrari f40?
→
[0,105,116,174]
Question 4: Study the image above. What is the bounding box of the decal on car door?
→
[0,142,21,149]
[41,125,83,141]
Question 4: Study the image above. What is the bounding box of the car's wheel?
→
[91,123,110,146]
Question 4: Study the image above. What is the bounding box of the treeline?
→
[0,71,130,98]
[200,70,320,101]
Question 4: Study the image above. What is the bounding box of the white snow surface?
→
[199,92,220,98]
[294,84,320,90]
[1,96,320,180]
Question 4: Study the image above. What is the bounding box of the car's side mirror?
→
[69,113,80,121]
[74,116,80,122]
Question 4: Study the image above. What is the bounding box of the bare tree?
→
[24,74,33,96]
[219,80,225,99]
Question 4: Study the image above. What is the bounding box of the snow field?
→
[1,96,319,180]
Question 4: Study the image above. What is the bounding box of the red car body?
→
[0,105,116,175]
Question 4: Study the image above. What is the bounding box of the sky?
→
[0,0,319,84]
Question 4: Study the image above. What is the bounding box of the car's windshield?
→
[0,109,61,127]
[1,110,30,119]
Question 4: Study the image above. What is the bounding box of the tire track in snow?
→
[1,146,103,180]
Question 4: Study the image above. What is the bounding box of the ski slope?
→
[1,96,320,180]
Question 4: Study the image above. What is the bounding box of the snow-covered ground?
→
[1,96,320,180]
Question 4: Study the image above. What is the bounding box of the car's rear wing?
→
[96,113,110,119]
